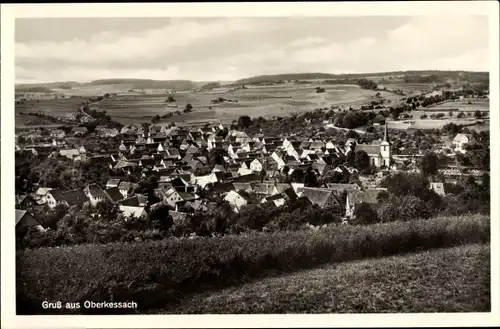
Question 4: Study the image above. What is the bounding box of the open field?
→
[379,83,436,96]
[16,215,489,314]
[15,98,83,118]
[387,118,489,131]
[165,243,490,314]
[15,82,420,126]
[425,99,490,112]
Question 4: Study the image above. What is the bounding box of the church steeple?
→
[383,122,389,143]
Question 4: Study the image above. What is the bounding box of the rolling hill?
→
[15,70,489,94]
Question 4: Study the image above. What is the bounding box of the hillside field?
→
[164,243,490,314]
[16,215,489,315]
[15,83,409,126]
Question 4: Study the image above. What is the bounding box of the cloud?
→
[15,16,489,83]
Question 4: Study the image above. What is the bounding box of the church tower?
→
[380,122,391,167]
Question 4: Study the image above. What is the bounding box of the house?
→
[271,151,286,170]
[59,149,82,161]
[345,188,388,218]
[50,129,66,138]
[71,126,88,136]
[249,158,264,172]
[104,187,125,203]
[299,187,343,209]
[325,183,361,192]
[106,178,121,189]
[224,190,248,213]
[81,143,100,154]
[15,210,45,234]
[237,167,254,176]
[33,187,53,205]
[118,196,147,219]
[262,187,297,207]
[156,187,196,207]
[118,181,134,198]
[251,182,276,196]
[311,163,328,175]
[205,182,235,195]
[227,173,261,184]
[372,114,386,126]
[429,182,446,196]
[353,123,391,168]
[16,194,33,210]
[83,184,109,206]
[46,189,89,209]
[452,133,476,153]
[194,172,219,189]
[114,160,138,171]
[51,139,66,148]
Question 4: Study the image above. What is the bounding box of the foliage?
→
[419,152,439,176]
[354,150,370,171]
[352,202,378,225]
[17,215,489,314]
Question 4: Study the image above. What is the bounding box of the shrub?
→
[17,215,489,314]
[352,202,378,225]
[377,194,433,222]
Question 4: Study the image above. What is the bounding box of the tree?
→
[148,205,173,231]
[237,115,252,129]
[352,202,379,225]
[166,95,176,103]
[184,103,193,113]
[209,149,224,166]
[474,110,482,118]
[354,150,370,171]
[420,152,439,176]
[303,167,319,187]
[420,114,428,119]
[457,112,465,118]
[346,130,359,139]
[391,111,400,120]
[290,168,305,183]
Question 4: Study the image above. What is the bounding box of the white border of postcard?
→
[2,1,499,328]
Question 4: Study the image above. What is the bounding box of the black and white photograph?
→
[1,1,499,328]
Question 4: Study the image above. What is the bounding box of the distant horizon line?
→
[15,69,489,86]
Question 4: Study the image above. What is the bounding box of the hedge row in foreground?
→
[16,215,489,314]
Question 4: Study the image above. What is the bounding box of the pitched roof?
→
[35,187,53,196]
[50,189,88,206]
[15,210,27,225]
[104,187,124,202]
[347,188,388,205]
[207,182,235,194]
[119,196,141,207]
[86,184,107,199]
[326,183,360,191]
[114,160,138,169]
[227,173,261,183]
[355,144,381,156]
[118,181,133,191]
[300,187,341,208]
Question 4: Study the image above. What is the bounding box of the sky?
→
[15,16,489,84]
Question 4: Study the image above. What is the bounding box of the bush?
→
[378,194,433,222]
[352,202,378,225]
[17,215,489,314]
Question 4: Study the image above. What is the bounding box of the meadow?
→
[17,215,489,314]
[425,99,490,112]
[15,83,401,126]
[166,243,490,314]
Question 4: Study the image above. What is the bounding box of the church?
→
[346,123,391,168]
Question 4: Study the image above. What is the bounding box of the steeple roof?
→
[383,122,389,143]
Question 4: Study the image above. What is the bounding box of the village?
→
[14,105,489,238]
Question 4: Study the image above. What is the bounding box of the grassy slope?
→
[16,215,489,315]
[164,244,490,314]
